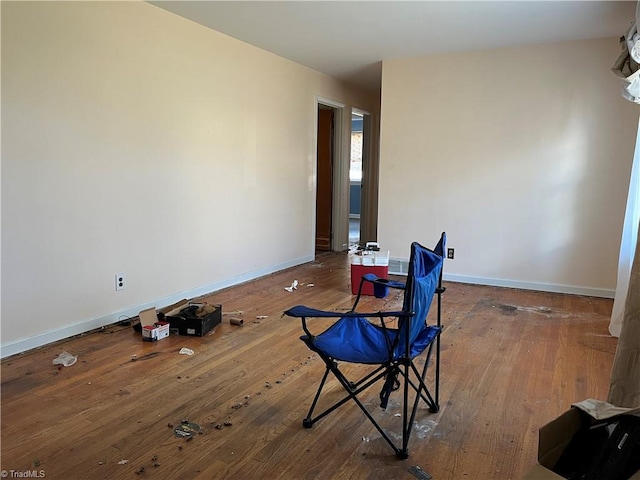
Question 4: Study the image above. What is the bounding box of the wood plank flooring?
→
[1,252,617,479]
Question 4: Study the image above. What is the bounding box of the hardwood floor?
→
[1,252,617,479]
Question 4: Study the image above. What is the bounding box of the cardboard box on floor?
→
[139,307,169,341]
[159,299,189,315]
[524,399,640,480]
[163,300,222,337]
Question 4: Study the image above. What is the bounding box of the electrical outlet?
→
[115,273,126,291]
[447,248,455,260]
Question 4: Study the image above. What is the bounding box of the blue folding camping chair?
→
[284,233,446,458]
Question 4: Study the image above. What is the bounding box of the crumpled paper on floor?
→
[52,351,77,367]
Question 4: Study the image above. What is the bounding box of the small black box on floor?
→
[166,303,222,337]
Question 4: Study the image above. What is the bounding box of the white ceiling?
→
[151,1,637,93]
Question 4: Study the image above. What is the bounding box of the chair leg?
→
[302,361,408,457]
[420,340,440,413]
[401,360,411,457]
[395,362,436,457]
[434,330,441,410]
[397,342,439,412]
[302,352,441,459]
[303,366,331,428]
[304,361,388,426]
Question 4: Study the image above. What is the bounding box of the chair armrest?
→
[284,305,345,318]
[362,274,405,290]
[284,305,411,319]
[284,305,414,342]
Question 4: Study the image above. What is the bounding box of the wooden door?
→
[315,108,333,251]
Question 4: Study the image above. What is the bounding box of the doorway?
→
[349,111,364,245]
[315,105,334,251]
[314,97,346,253]
[314,98,376,253]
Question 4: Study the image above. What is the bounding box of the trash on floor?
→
[173,420,201,438]
[230,317,244,326]
[285,280,299,292]
[139,307,170,342]
[166,303,222,337]
[524,399,640,480]
[408,465,432,480]
[128,352,161,363]
[179,348,194,356]
[414,419,438,439]
[52,351,77,367]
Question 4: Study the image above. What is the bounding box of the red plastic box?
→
[350,264,389,296]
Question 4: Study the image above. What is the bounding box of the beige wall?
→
[1,1,377,354]
[380,38,638,295]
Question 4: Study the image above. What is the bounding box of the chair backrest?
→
[395,234,445,358]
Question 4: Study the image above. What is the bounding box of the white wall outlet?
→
[115,273,126,291]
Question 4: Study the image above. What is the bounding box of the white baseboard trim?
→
[443,273,614,299]
[389,258,614,299]
[0,255,313,359]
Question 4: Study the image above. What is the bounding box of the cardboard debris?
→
[139,307,169,341]
[524,399,640,479]
[159,299,189,315]
[166,303,221,337]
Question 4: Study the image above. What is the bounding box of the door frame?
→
[350,107,372,246]
[314,96,347,252]
[353,107,378,245]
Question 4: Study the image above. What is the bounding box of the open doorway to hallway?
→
[316,104,335,252]
[314,98,375,254]
[350,111,363,245]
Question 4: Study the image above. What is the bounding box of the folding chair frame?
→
[287,238,446,459]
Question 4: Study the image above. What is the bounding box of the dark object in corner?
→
[166,304,222,337]
[553,411,640,480]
